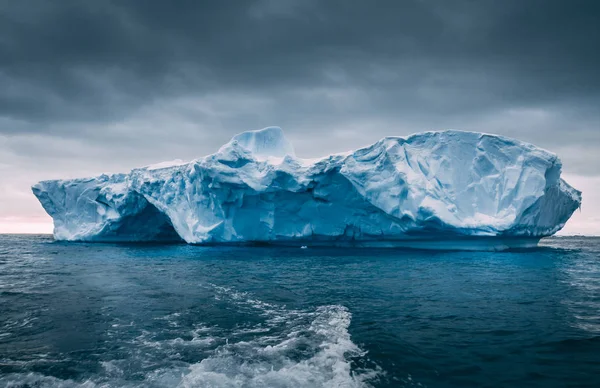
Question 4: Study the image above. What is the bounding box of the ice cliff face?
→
[32,127,582,250]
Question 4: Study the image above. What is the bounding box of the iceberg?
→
[32,127,582,250]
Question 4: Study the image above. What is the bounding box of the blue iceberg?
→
[32,127,581,250]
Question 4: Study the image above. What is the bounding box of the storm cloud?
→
[1,0,599,233]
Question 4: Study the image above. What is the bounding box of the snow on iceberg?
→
[32,127,582,250]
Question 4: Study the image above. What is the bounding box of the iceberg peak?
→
[222,126,295,160]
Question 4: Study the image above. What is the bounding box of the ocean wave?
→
[0,284,381,387]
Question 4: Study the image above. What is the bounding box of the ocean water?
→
[1,235,599,387]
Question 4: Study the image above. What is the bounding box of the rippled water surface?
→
[1,235,599,387]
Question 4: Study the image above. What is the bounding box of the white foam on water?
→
[0,372,99,388]
[167,284,382,388]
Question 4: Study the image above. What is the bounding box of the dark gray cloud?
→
[2,0,599,125]
[1,0,599,233]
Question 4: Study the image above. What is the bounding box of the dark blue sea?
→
[1,235,599,387]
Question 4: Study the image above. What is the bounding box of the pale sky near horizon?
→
[1,0,599,236]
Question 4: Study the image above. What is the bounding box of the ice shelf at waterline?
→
[32,127,582,250]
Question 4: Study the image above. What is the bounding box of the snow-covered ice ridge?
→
[32,127,582,250]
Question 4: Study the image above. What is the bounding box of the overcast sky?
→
[1,0,599,235]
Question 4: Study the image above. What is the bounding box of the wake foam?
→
[174,284,381,387]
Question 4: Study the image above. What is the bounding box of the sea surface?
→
[1,235,599,387]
